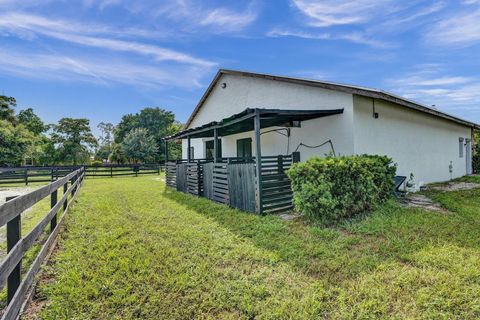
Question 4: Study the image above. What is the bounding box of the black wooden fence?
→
[86,164,161,178]
[0,167,79,185]
[166,155,297,214]
[260,155,295,214]
[0,168,85,320]
[228,163,256,213]
[211,163,229,204]
[0,164,162,185]
[165,162,177,189]
[186,163,202,196]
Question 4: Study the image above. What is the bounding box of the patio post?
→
[164,139,169,162]
[187,136,191,162]
[254,109,263,214]
[214,128,218,163]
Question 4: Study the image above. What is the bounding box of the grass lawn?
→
[23,175,480,319]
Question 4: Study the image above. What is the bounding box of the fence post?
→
[6,196,21,303]
[157,165,160,175]
[278,155,284,174]
[197,162,201,196]
[70,175,76,196]
[292,152,300,163]
[63,181,68,212]
[51,168,54,182]
[110,166,113,178]
[24,169,28,186]
[74,173,78,194]
[50,189,58,231]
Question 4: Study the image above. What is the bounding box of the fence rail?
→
[0,167,85,320]
[0,164,162,185]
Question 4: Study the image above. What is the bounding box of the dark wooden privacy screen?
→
[260,155,294,214]
[0,168,85,320]
[166,154,297,214]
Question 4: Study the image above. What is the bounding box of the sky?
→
[1,0,480,136]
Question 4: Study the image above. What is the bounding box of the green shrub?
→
[90,159,103,166]
[287,155,396,224]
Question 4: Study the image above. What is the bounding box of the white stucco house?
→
[176,69,478,186]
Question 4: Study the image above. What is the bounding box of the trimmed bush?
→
[287,155,396,223]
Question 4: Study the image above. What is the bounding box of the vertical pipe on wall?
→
[254,109,263,215]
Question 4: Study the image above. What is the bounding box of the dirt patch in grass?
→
[401,194,449,214]
[0,186,38,204]
[277,212,303,221]
[431,181,480,191]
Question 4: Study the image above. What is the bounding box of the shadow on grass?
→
[162,188,400,283]
[163,185,480,283]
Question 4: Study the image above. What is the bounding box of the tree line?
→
[0,95,182,167]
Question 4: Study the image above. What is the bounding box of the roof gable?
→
[185,69,479,129]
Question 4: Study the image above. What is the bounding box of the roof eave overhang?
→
[165,108,344,141]
[184,69,480,130]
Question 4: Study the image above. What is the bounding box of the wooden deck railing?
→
[0,168,85,320]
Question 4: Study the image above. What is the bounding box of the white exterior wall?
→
[353,95,472,184]
[181,74,473,185]
[183,74,355,159]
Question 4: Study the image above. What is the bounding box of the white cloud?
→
[386,66,480,113]
[0,12,171,40]
[0,11,217,88]
[291,0,394,27]
[82,0,258,33]
[267,28,330,40]
[83,0,123,10]
[425,10,480,46]
[0,47,207,89]
[0,13,215,67]
[200,7,257,32]
[371,1,446,34]
[267,28,392,48]
[46,32,215,67]
[391,76,472,87]
[286,1,449,49]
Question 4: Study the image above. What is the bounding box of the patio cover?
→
[163,108,344,140]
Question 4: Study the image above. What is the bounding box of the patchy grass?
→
[24,176,480,319]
